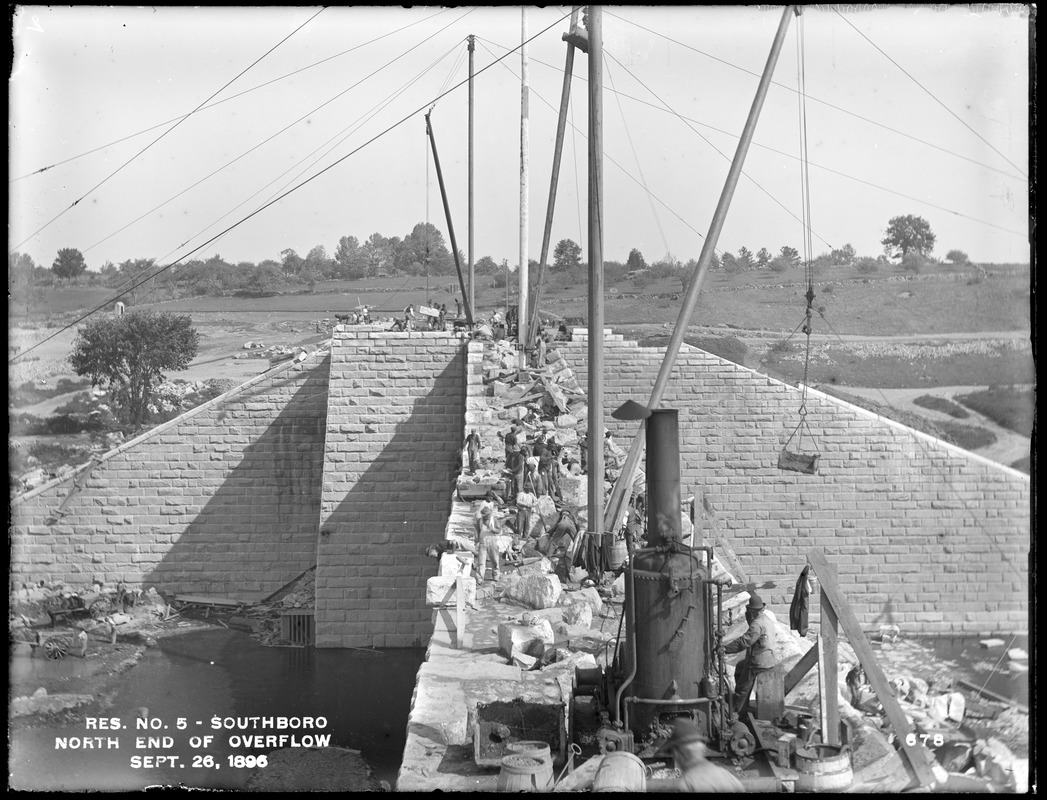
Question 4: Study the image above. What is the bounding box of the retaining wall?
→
[9,353,330,600]
[558,331,1029,636]
[315,329,468,647]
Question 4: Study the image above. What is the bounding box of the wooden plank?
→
[784,642,819,695]
[819,560,840,745]
[956,678,1029,714]
[455,576,466,650]
[750,717,799,785]
[807,549,938,789]
[174,595,244,607]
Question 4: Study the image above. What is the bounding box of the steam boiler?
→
[574,408,757,759]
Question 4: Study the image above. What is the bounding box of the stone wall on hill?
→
[558,331,1029,636]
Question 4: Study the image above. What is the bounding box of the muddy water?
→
[8,629,424,792]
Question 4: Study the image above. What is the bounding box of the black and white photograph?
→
[9,4,1031,793]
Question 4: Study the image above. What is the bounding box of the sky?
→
[9,5,1031,275]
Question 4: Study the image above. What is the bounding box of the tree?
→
[779,245,800,266]
[756,248,772,269]
[737,247,754,270]
[399,223,453,276]
[304,245,330,286]
[52,247,88,281]
[280,249,304,278]
[9,252,36,289]
[946,249,969,265]
[626,248,647,273]
[672,259,698,292]
[553,238,583,272]
[361,232,391,277]
[474,255,499,275]
[69,310,199,431]
[334,235,365,279]
[118,257,159,304]
[720,251,740,274]
[881,214,935,259]
[830,243,856,266]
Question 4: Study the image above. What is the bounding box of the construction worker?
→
[722,594,776,716]
[648,719,745,792]
[474,505,502,585]
[465,429,481,474]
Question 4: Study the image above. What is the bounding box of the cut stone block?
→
[426,575,476,607]
[503,573,563,609]
[439,551,473,578]
[497,618,555,660]
[563,601,593,628]
[512,652,539,670]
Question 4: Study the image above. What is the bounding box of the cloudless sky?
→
[9,5,1030,275]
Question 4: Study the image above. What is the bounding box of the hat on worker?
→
[480,506,493,517]
[656,719,707,755]
[526,456,539,468]
[746,593,765,611]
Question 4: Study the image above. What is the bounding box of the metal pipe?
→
[603,4,799,533]
[424,113,473,326]
[613,557,638,726]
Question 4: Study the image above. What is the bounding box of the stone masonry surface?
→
[559,332,1029,636]
[315,329,468,648]
[9,352,330,601]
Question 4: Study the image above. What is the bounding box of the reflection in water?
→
[9,629,424,791]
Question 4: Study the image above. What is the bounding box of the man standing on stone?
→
[474,505,501,585]
[465,429,481,474]
[722,594,776,716]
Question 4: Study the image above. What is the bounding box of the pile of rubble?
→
[232,341,307,364]
[244,569,316,647]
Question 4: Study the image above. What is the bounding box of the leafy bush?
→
[913,395,970,419]
[855,257,879,274]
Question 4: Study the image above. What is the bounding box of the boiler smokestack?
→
[646,409,681,545]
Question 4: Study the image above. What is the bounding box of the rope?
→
[782,13,819,458]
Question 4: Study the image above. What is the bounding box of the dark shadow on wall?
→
[317,348,467,646]
[147,365,329,599]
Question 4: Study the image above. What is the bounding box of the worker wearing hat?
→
[648,719,744,792]
[722,593,776,716]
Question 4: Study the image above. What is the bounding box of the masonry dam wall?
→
[9,351,331,600]
[8,328,1028,642]
[562,331,1029,636]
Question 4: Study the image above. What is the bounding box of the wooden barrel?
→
[505,741,553,790]
[592,751,648,793]
[497,755,548,792]
[795,744,854,792]
[608,540,628,569]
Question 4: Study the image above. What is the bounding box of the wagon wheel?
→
[45,636,72,660]
[89,597,114,620]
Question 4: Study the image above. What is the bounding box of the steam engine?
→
[575,409,757,758]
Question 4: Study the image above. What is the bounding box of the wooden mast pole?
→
[518,7,530,351]
[467,34,475,320]
[527,7,585,347]
[587,5,605,544]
